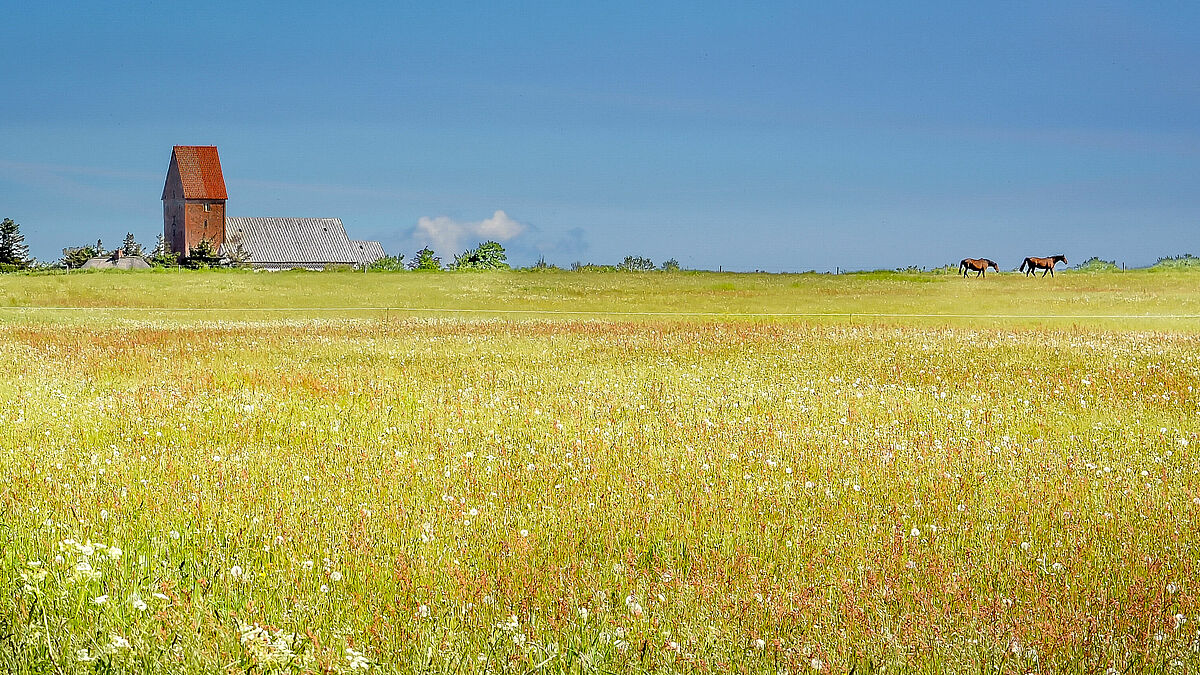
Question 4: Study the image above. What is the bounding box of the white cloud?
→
[412,210,527,255]
[477,210,525,240]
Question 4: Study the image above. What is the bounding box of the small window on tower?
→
[204,203,211,212]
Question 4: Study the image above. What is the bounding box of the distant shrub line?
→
[4,215,1200,274]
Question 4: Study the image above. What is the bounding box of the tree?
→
[222,231,252,268]
[660,258,680,272]
[617,255,655,272]
[528,255,558,271]
[224,242,252,267]
[450,241,509,270]
[121,233,144,257]
[60,243,102,269]
[148,234,178,267]
[94,239,106,257]
[408,247,442,271]
[0,218,32,269]
[182,239,221,269]
[367,254,405,271]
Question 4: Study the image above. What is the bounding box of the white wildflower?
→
[625,594,644,617]
[346,647,372,670]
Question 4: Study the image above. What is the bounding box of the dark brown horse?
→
[1020,254,1067,277]
[959,258,999,277]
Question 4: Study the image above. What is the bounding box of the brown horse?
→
[1020,254,1067,277]
[959,258,999,277]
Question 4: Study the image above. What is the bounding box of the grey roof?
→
[80,255,151,270]
[223,217,384,267]
[350,240,386,264]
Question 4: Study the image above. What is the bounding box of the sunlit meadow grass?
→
[2,270,1200,672]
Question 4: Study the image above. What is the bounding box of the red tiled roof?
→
[172,146,227,200]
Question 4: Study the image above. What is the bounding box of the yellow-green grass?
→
[0,267,1199,328]
[0,272,1199,672]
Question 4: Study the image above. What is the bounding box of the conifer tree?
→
[0,218,32,269]
[148,234,178,267]
[121,232,144,257]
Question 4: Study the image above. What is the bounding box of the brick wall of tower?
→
[163,200,225,255]
[183,201,225,253]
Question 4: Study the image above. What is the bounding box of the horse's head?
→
[988,260,999,271]
[1056,255,1067,265]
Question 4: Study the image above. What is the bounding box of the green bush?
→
[60,244,102,269]
[182,240,221,269]
[450,241,509,270]
[367,255,405,271]
[521,256,559,271]
[408,247,442,271]
[570,262,618,272]
[616,255,655,272]
[1072,257,1120,272]
[1152,254,1200,269]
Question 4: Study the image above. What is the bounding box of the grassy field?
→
[0,266,1199,326]
[1,269,1199,672]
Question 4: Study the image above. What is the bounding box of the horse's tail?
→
[958,260,965,273]
[1018,258,1028,272]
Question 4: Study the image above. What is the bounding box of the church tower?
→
[162,146,227,257]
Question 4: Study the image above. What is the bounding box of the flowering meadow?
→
[2,272,1200,672]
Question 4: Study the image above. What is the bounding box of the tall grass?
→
[1,316,1198,672]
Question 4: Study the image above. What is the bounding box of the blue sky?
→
[2,2,1198,271]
